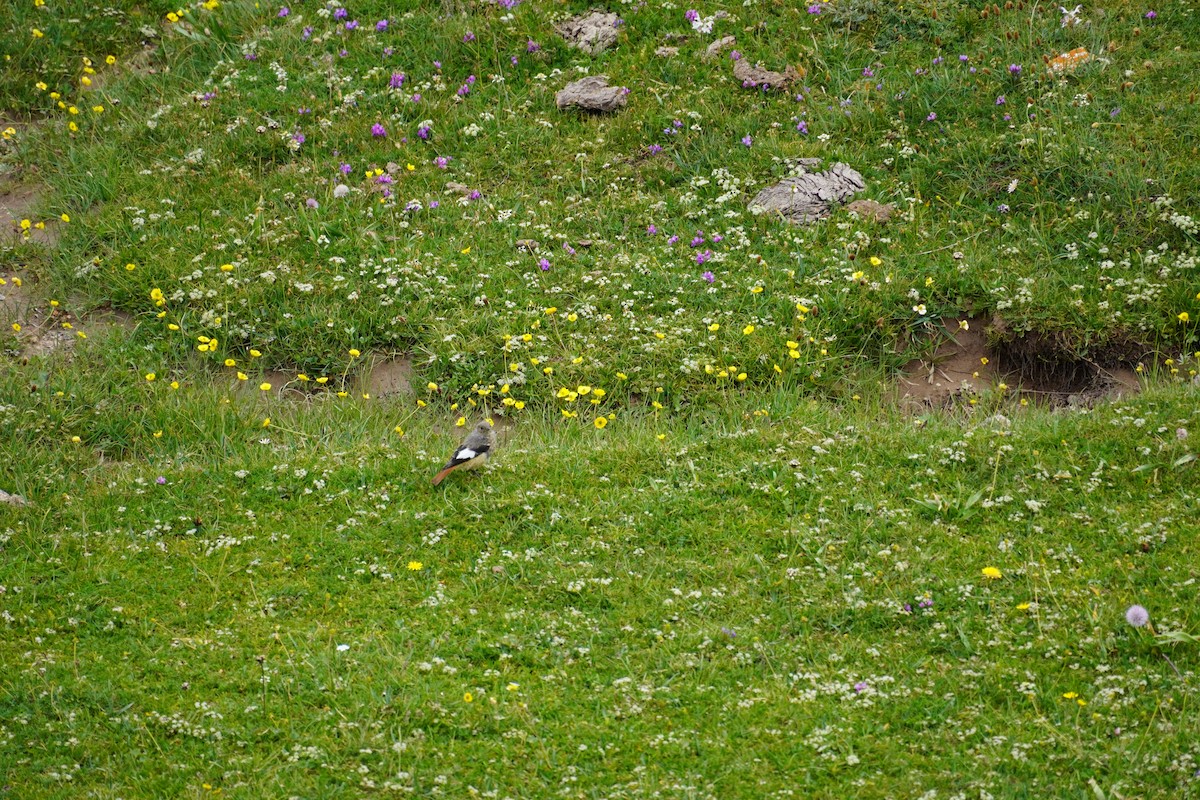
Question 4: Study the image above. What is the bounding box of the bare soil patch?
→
[896,316,1144,411]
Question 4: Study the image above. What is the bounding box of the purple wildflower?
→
[389,72,406,88]
[685,9,699,22]
[376,19,388,31]
[925,112,936,122]
[302,26,312,39]
[371,123,386,137]
[796,120,809,134]
[690,234,705,247]
[646,224,657,235]
[463,31,475,42]
[1144,10,1157,19]
[539,258,551,271]
[339,163,352,174]
[996,95,1006,105]
[156,476,167,485]
[741,134,752,147]
[996,203,1011,214]
[854,682,867,693]
[711,234,723,243]
[527,40,540,53]
[511,55,518,66]
[292,132,305,145]
[345,20,359,31]
[306,198,319,209]
[667,235,679,245]
[333,8,347,19]
[932,56,943,66]
[702,270,714,283]
[411,93,421,103]
[277,6,289,17]
[1009,63,1022,75]
[429,200,439,208]
[959,54,969,62]
[468,190,481,200]
[807,4,822,12]
[696,249,712,265]
[417,125,431,140]
[562,242,576,256]
[862,67,874,77]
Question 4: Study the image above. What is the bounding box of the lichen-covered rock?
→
[749,164,866,223]
[555,11,620,55]
[733,58,804,91]
[555,76,628,114]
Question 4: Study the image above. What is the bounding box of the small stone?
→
[703,35,736,62]
[554,11,621,56]
[515,239,540,251]
[749,164,866,223]
[655,46,679,58]
[555,76,628,114]
[733,58,804,91]
[845,199,898,223]
[0,489,30,507]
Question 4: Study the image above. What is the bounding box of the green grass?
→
[1,355,1198,797]
[2,0,1200,796]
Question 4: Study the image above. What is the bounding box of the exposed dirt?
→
[896,318,998,409]
[368,355,414,399]
[1,271,136,359]
[896,316,1143,411]
[0,181,62,247]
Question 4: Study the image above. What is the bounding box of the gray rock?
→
[655,46,679,58]
[733,58,804,91]
[749,163,866,223]
[0,489,29,507]
[556,76,628,114]
[555,11,621,55]
[703,35,735,61]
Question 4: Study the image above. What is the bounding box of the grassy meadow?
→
[2,0,1199,797]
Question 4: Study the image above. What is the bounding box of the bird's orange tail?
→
[431,467,454,486]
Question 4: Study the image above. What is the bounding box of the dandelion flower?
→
[407,560,423,571]
[981,566,1003,580]
[1125,605,1149,628]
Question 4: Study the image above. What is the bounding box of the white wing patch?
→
[456,448,477,460]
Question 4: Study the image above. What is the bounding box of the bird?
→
[431,420,496,486]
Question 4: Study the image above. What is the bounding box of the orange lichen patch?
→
[1047,48,1093,74]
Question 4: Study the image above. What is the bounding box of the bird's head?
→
[476,420,493,433]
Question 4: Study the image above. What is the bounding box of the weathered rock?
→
[748,163,866,223]
[655,46,679,58]
[703,35,735,62]
[555,11,620,55]
[0,489,29,507]
[555,76,627,114]
[515,238,540,251]
[845,198,897,223]
[733,58,804,90]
